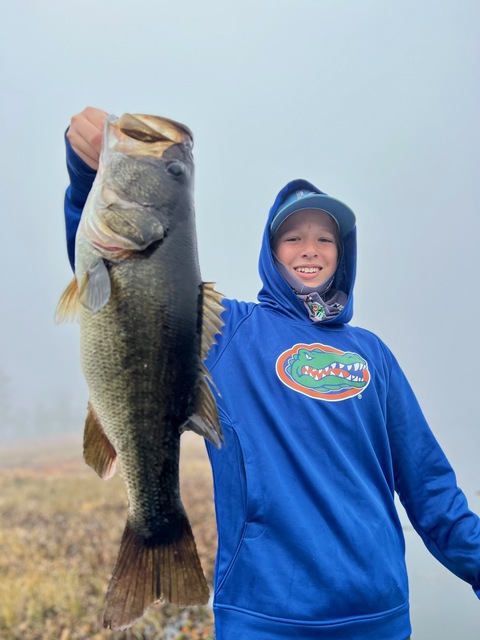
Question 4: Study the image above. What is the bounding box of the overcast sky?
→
[2,0,479,462]
[1,0,479,634]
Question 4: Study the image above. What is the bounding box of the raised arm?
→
[64,107,108,269]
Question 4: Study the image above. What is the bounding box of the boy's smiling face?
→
[272,209,338,287]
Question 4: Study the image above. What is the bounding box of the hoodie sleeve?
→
[204,298,256,370]
[384,345,480,598]
[64,131,97,271]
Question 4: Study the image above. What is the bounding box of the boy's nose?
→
[302,242,318,258]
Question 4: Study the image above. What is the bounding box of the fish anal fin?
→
[200,282,225,362]
[103,515,209,631]
[78,259,111,313]
[180,368,224,449]
[55,278,80,323]
[84,403,117,479]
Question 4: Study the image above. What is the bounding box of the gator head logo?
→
[276,343,370,401]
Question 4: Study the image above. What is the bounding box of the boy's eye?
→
[280,235,335,244]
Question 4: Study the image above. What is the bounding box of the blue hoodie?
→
[64,142,480,640]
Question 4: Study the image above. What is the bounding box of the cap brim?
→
[270,193,356,239]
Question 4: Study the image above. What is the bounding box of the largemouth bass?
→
[56,113,224,630]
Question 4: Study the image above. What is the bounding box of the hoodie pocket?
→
[213,421,266,595]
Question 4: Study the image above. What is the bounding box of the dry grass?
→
[0,433,217,640]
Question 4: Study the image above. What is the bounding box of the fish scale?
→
[56,113,224,631]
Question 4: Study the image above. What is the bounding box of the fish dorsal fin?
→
[55,277,80,323]
[180,283,225,448]
[180,372,224,449]
[78,259,112,313]
[200,282,224,362]
[180,363,224,448]
[84,403,117,479]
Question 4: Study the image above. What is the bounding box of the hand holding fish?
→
[67,106,108,170]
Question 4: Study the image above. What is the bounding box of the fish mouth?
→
[111,113,193,157]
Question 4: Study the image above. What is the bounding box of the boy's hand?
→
[67,107,108,170]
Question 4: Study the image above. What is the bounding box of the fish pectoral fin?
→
[55,278,80,323]
[180,369,224,449]
[100,204,165,250]
[200,282,225,362]
[103,515,209,631]
[83,403,117,479]
[78,259,111,313]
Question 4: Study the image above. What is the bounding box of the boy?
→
[63,108,480,640]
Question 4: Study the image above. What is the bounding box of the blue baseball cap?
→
[270,189,356,239]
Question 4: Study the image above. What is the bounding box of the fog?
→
[1,1,479,634]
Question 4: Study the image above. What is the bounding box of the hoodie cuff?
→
[65,129,97,201]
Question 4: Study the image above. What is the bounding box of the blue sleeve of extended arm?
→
[385,347,480,597]
[64,130,97,270]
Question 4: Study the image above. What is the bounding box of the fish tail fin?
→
[103,515,209,631]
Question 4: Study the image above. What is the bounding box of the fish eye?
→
[165,160,185,177]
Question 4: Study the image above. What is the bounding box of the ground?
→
[0,432,216,640]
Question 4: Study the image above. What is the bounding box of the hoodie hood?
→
[258,179,357,325]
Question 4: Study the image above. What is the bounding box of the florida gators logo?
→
[276,343,370,401]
